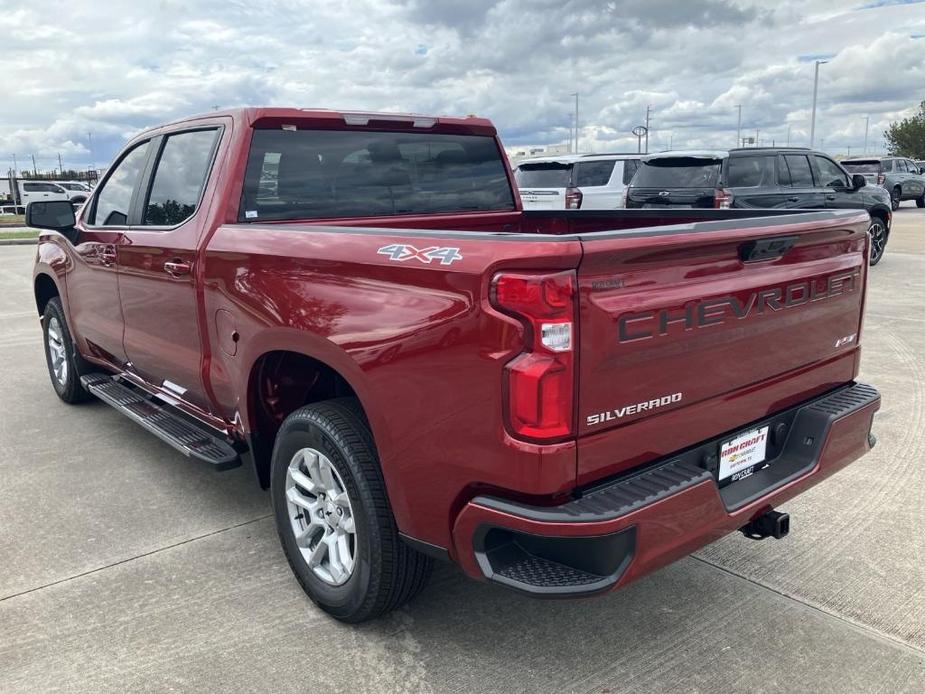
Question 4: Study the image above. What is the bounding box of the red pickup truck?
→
[29,108,880,622]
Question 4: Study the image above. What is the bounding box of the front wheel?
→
[890,187,901,211]
[916,191,924,208]
[42,297,92,403]
[270,398,432,622]
[869,217,888,266]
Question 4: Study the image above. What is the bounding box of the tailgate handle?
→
[738,236,798,263]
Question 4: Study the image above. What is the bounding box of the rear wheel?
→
[868,217,888,266]
[270,398,432,622]
[890,187,901,211]
[42,297,92,403]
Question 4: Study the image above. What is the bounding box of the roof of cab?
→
[139,107,497,136]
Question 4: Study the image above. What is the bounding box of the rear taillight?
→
[714,188,733,209]
[565,187,583,209]
[491,271,576,441]
[876,173,885,186]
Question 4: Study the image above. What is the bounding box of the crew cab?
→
[29,108,880,622]
[625,148,894,264]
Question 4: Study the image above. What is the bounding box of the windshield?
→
[240,129,515,221]
[634,158,722,188]
[515,163,573,188]
[842,162,880,174]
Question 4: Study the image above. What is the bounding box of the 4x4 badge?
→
[377,244,463,265]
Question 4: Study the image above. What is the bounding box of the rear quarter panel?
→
[202,224,582,548]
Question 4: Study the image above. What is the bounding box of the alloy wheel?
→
[46,317,68,386]
[285,447,357,586]
[869,220,886,264]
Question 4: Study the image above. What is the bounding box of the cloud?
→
[2,0,924,174]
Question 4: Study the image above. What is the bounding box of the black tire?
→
[270,398,432,622]
[41,297,92,403]
[916,192,924,208]
[868,216,888,266]
[890,187,901,211]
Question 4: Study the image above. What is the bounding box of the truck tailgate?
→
[575,210,870,483]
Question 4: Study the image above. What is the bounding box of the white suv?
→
[18,181,73,207]
[513,153,642,210]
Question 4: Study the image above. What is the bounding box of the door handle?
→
[826,194,836,200]
[100,245,117,266]
[788,196,799,202]
[164,259,192,277]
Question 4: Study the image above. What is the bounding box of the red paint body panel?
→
[33,107,879,586]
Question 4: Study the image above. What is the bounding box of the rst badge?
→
[377,244,463,265]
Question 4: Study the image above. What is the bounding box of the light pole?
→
[571,92,579,154]
[862,116,869,155]
[809,59,827,148]
[736,105,742,148]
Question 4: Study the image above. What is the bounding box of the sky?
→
[2,0,925,174]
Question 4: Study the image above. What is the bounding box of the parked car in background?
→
[17,181,74,208]
[625,148,893,264]
[841,157,925,210]
[514,153,642,209]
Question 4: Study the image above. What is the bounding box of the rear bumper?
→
[451,383,880,596]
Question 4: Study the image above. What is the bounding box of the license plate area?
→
[718,425,770,485]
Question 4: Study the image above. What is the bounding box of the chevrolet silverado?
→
[29,107,880,622]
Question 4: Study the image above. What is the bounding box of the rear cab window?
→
[634,157,722,188]
[241,129,515,221]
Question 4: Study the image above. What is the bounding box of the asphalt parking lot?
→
[1,209,923,693]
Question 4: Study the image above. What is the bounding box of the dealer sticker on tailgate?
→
[719,426,769,482]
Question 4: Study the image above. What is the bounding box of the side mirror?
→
[851,174,866,191]
[25,200,78,243]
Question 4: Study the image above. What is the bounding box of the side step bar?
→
[81,373,241,470]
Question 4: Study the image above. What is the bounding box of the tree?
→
[885,101,925,159]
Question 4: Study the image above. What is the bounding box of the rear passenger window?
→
[780,155,815,187]
[575,160,616,187]
[726,156,766,187]
[92,142,150,226]
[622,159,639,185]
[144,129,219,226]
[895,159,907,173]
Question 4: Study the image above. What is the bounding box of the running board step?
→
[80,374,241,470]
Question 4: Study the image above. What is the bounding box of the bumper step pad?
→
[81,374,240,470]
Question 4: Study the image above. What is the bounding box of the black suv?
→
[625,148,893,264]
